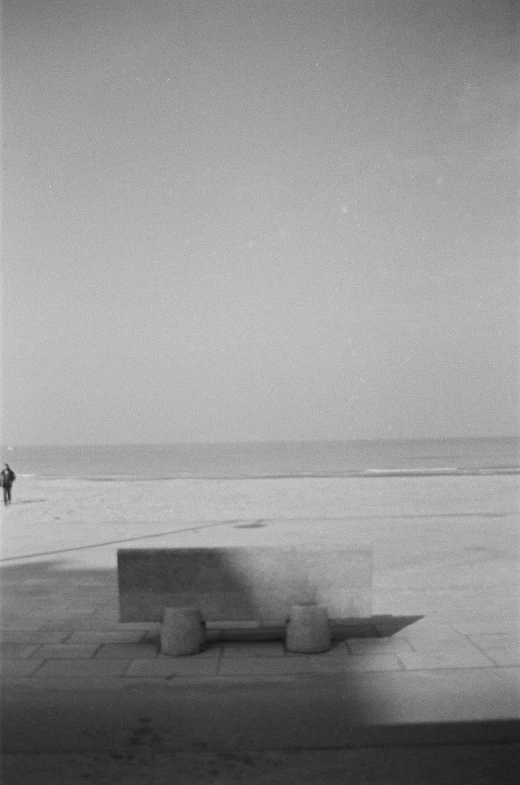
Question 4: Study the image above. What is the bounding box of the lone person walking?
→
[1,464,16,506]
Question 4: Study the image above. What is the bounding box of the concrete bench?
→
[117,545,373,625]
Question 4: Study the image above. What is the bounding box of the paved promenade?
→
[2,612,519,782]
[1,615,519,691]
[1,474,519,781]
[2,615,519,729]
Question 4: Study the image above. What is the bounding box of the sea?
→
[2,437,519,481]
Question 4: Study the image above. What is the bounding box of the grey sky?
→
[2,0,518,445]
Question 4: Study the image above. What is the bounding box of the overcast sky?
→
[2,0,518,445]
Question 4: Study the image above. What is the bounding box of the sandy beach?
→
[1,472,518,629]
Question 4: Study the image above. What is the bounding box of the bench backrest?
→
[118,545,373,623]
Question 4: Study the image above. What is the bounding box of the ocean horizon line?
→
[3,434,519,450]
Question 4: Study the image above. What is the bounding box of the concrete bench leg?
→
[285,604,331,653]
[161,607,206,656]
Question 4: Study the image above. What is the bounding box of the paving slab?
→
[404,634,487,651]
[1,643,42,659]
[469,634,520,666]
[356,667,520,725]
[0,630,70,644]
[126,658,219,677]
[347,638,414,654]
[286,641,349,658]
[397,649,496,670]
[151,643,223,657]
[31,644,100,659]
[483,649,520,667]
[218,657,314,675]
[452,620,518,635]
[394,621,469,641]
[34,659,130,678]
[221,641,285,657]
[1,661,44,678]
[66,630,147,643]
[95,643,157,659]
[311,654,402,673]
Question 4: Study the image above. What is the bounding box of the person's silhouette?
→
[1,464,16,505]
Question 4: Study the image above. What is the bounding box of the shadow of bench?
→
[115,545,418,642]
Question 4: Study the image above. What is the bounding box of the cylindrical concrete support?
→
[161,606,205,656]
[285,603,331,653]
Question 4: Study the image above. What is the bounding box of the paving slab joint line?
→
[397,653,502,671]
[459,636,496,665]
[461,635,517,668]
[27,660,46,676]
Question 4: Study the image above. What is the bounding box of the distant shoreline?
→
[8,437,519,484]
[18,466,520,482]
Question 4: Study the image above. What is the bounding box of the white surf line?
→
[362,467,520,476]
[362,467,459,475]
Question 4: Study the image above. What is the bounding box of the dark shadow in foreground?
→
[4,558,514,775]
[0,558,371,756]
